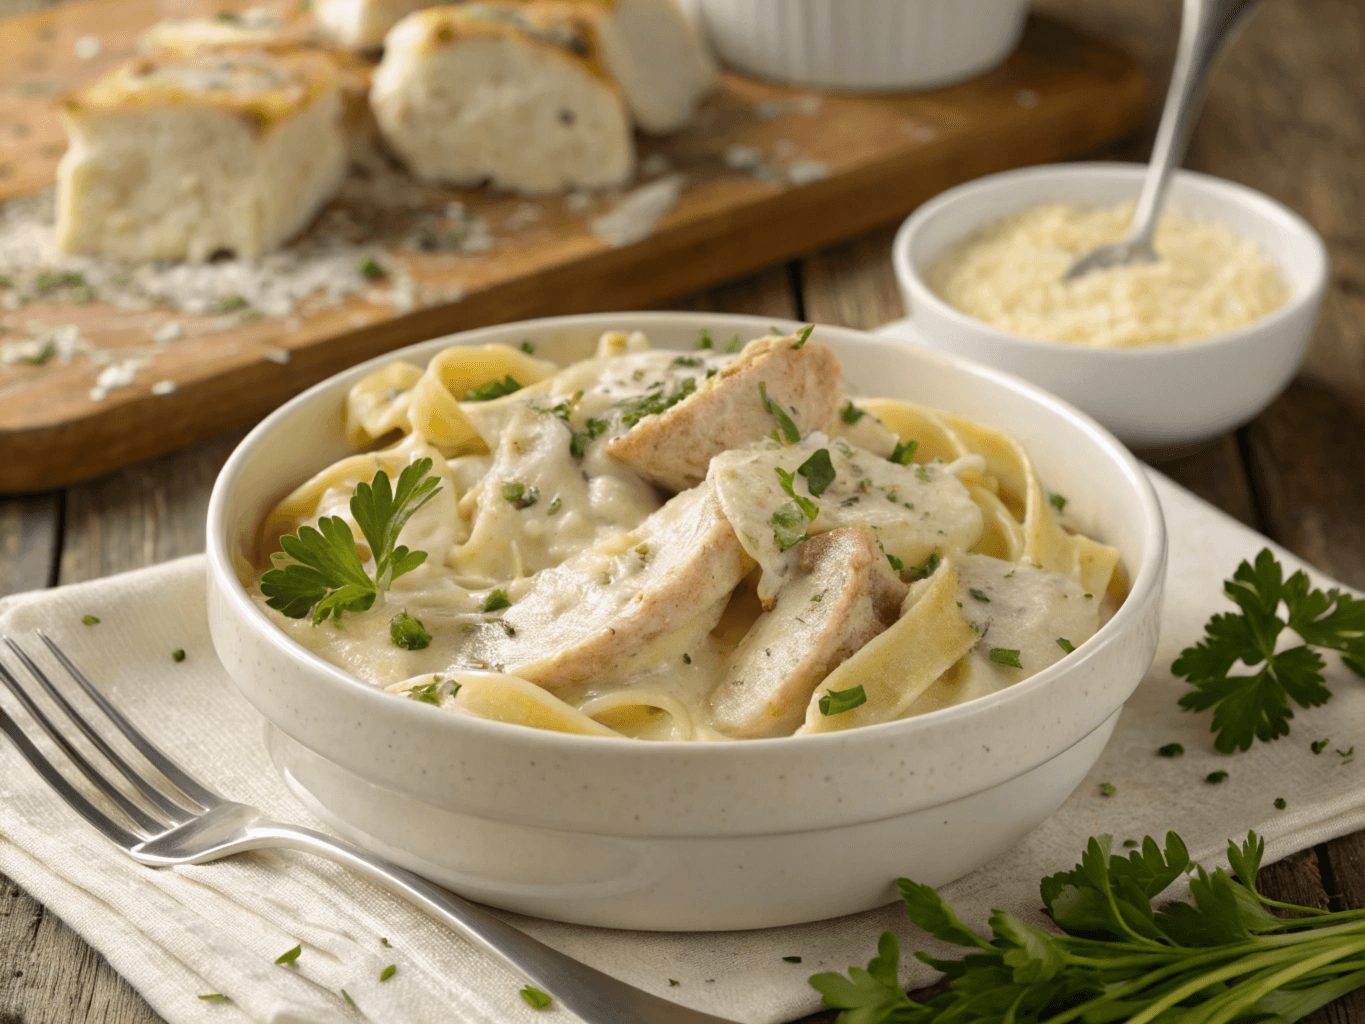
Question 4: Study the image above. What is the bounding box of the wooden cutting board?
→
[0,0,1146,492]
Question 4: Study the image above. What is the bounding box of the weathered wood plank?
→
[0,493,58,599]
[1147,434,1262,531]
[799,225,904,331]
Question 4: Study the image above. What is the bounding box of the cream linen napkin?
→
[3,471,1365,1024]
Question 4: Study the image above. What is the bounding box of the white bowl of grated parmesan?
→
[891,163,1328,448]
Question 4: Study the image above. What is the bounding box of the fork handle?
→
[245,820,737,1024]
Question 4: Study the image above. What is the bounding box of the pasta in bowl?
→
[206,312,1165,930]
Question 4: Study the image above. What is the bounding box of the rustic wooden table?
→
[2,0,1365,1021]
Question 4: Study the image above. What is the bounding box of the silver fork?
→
[0,632,738,1024]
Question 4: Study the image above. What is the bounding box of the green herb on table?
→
[342,990,355,1007]
[1313,738,1330,754]
[783,956,802,963]
[1158,742,1184,757]
[841,401,866,425]
[819,685,866,717]
[1056,637,1075,654]
[380,937,391,947]
[379,964,396,981]
[275,945,302,967]
[759,382,801,442]
[20,340,57,365]
[198,993,230,1002]
[811,829,1365,1024]
[1099,782,1116,797]
[82,614,99,626]
[172,648,186,662]
[1173,548,1365,753]
[482,589,511,612]
[989,648,1022,669]
[214,294,247,314]
[1340,746,1355,764]
[682,653,691,664]
[889,440,917,466]
[1122,839,1139,848]
[669,979,680,987]
[791,324,814,349]
[520,985,553,1009]
[389,610,432,650]
[260,459,441,625]
[1275,797,1287,809]
[358,255,384,280]
[1207,770,1229,783]
[465,375,521,401]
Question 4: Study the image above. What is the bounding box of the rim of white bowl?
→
[892,161,1330,359]
[206,311,1167,756]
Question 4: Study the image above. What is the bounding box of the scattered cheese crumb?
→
[724,145,763,171]
[795,95,823,116]
[89,358,148,401]
[151,379,177,396]
[564,190,593,213]
[590,175,685,248]
[504,204,543,232]
[639,153,671,177]
[787,160,830,186]
[266,349,291,364]
[1015,89,1040,109]
[153,321,183,344]
[754,99,786,120]
[774,140,799,161]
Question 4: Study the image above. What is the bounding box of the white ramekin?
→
[696,0,1030,91]
[206,311,1165,931]
[892,163,1329,449]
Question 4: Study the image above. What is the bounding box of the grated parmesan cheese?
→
[927,202,1290,348]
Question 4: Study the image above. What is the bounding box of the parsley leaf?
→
[379,964,396,981]
[775,466,818,521]
[818,685,867,716]
[465,375,521,401]
[82,614,100,625]
[889,440,917,466]
[797,448,836,497]
[520,985,553,1010]
[695,328,713,350]
[908,551,941,580]
[969,588,990,603]
[840,401,866,424]
[260,460,441,624]
[520,339,536,355]
[724,334,743,354]
[1174,548,1362,752]
[1056,637,1075,654]
[389,610,432,650]
[772,502,808,552]
[791,324,814,349]
[198,993,230,1002]
[502,482,539,509]
[989,648,1022,668]
[758,382,801,442]
[1158,742,1184,757]
[614,378,696,427]
[1048,491,1067,512]
[275,945,302,967]
[482,589,511,612]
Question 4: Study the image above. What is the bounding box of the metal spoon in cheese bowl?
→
[1065,0,1263,281]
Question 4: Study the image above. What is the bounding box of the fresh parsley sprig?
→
[1173,548,1365,753]
[811,828,1365,1024]
[261,459,442,625]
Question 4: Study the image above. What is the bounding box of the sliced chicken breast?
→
[607,335,842,492]
[709,528,908,738]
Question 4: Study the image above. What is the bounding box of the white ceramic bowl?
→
[892,163,1329,449]
[206,311,1166,931]
[696,0,1028,92]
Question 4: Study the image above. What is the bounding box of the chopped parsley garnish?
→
[683,653,691,664]
[520,985,553,1009]
[796,448,836,497]
[791,324,814,349]
[20,340,56,365]
[969,588,990,603]
[1158,742,1184,757]
[819,685,867,716]
[889,440,918,466]
[569,417,608,458]
[669,979,680,987]
[885,551,903,572]
[1056,637,1075,653]
[915,465,931,482]
[1099,782,1116,797]
[840,401,866,424]
[82,614,100,625]
[172,648,186,662]
[1049,491,1067,512]
[812,829,1365,1024]
[1274,796,1287,809]
[34,270,84,293]
[725,334,743,353]
[198,993,230,1002]
[408,678,457,705]
[381,937,391,947]
[482,589,511,612]
[783,956,802,963]
[695,328,714,350]
[214,294,247,314]
[1173,548,1365,753]
[771,502,808,552]
[520,339,536,354]
[1312,738,1329,754]
[547,496,562,515]
[989,648,1023,669]
[275,945,302,967]
[1123,839,1139,848]
[908,551,941,580]
[1339,745,1355,762]
[260,460,441,624]
[775,466,818,520]
[465,375,521,401]
[342,990,355,1007]
[758,382,801,442]
[379,964,396,981]
[502,482,539,509]
[671,355,703,368]
[615,378,696,427]
[358,255,385,280]
[498,620,516,637]
[389,610,432,650]
[1206,770,1229,784]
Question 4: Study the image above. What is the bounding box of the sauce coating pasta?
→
[247,329,1124,740]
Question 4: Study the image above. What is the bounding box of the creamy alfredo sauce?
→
[251,330,1118,741]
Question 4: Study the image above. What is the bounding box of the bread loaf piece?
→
[56,52,346,262]
[317,0,430,49]
[371,4,634,194]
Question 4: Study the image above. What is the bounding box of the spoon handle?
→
[1126,0,1263,251]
